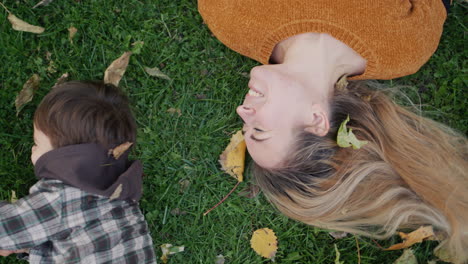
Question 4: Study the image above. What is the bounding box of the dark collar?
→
[34,143,142,201]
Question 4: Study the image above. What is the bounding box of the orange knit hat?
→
[198,0,446,80]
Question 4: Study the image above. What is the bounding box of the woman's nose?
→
[236,105,255,121]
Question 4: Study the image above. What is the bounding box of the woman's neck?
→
[271,33,366,93]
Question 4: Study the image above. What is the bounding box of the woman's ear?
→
[304,107,330,137]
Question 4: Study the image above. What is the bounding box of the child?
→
[0,81,156,263]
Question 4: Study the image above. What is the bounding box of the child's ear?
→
[304,107,329,137]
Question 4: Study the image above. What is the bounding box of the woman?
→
[199,0,468,263]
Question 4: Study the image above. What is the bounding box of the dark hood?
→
[34,143,142,201]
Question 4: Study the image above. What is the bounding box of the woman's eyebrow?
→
[251,135,267,142]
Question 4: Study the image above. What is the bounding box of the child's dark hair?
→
[34,81,136,149]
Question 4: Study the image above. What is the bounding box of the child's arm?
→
[0,180,63,251]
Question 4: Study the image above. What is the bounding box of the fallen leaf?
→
[110,142,133,159]
[15,74,40,115]
[68,26,77,43]
[329,231,349,239]
[393,249,418,264]
[238,184,260,199]
[33,0,54,8]
[167,108,181,116]
[219,130,246,182]
[251,228,278,259]
[10,190,18,203]
[109,184,122,200]
[144,66,171,81]
[434,243,455,263]
[8,13,45,34]
[104,51,132,86]
[334,244,344,264]
[160,244,184,264]
[337,115,368,149]
[178,179,190,193]
[52,73,69,88]
[215,254,225,264]
[386,226,435,251]
[131,41,144,54]
[170,208,187,216]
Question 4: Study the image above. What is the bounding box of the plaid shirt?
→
[0,179,156,263]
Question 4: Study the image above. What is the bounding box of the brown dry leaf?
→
[110,142,133,159]
[167,108,181,116]
[8,13,45,34]
[144,66,171,81]
[104,51,132,86]
[52,73,69,88]
[68,26,77,43]
[238,184,260,199]
[33,0,54,8]
[15,74,40,115]
[251,228,278,260]
[386,226,435,250]
[219,130,246,182]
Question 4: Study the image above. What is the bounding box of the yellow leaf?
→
[160,244,184,264]
[68,26,77,43]
[219,130,246,182]
[109,142,133,160]
[144,66,171,80]
[250,228,278,259]
[104,51,132,86]
[15,74,40,116]
[8,13,45,34]
[337,115,368,149]
[386,226,435,250]
[10,190,18,203]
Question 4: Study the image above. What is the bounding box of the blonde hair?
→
[253,81,468,263]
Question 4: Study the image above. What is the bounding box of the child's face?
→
[31,126,54,165]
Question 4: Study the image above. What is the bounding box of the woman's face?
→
[237,64,328,168]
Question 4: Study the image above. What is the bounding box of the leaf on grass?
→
[109,184,122,200]
[109,142,133,159]
[170,208,187,216]
[337,115,368,149]
[434,244,455,264]
[219,130,246,182]
[167,108,181,116]
[131,41,144,54]
[215,254,225,264]
[104,51,132,86]
[386,226,435,250]
[68,26,77,43]
[46,52,57,73]
[144,66,171,81]
[334,244,344,264]
[8,13,44,34]
[251,228,278,259]
[329,231,349,239]
[15,74,40,115]
[392,249,418,264]
[52,73,69,88]
[178,179,190,193]
[10,190,18,203]
[238,184,260,199]
[160,244,184,264]
[33,0,54,8]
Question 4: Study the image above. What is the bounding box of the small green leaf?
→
[131,41,144,54]
[337,115,368,149]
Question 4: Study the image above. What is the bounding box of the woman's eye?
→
[254,128,264,132]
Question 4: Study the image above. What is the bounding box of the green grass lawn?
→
[0,1,466,263]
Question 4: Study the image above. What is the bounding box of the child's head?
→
[32,81,136,164]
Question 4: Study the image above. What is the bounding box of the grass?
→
[0,0,466,263]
